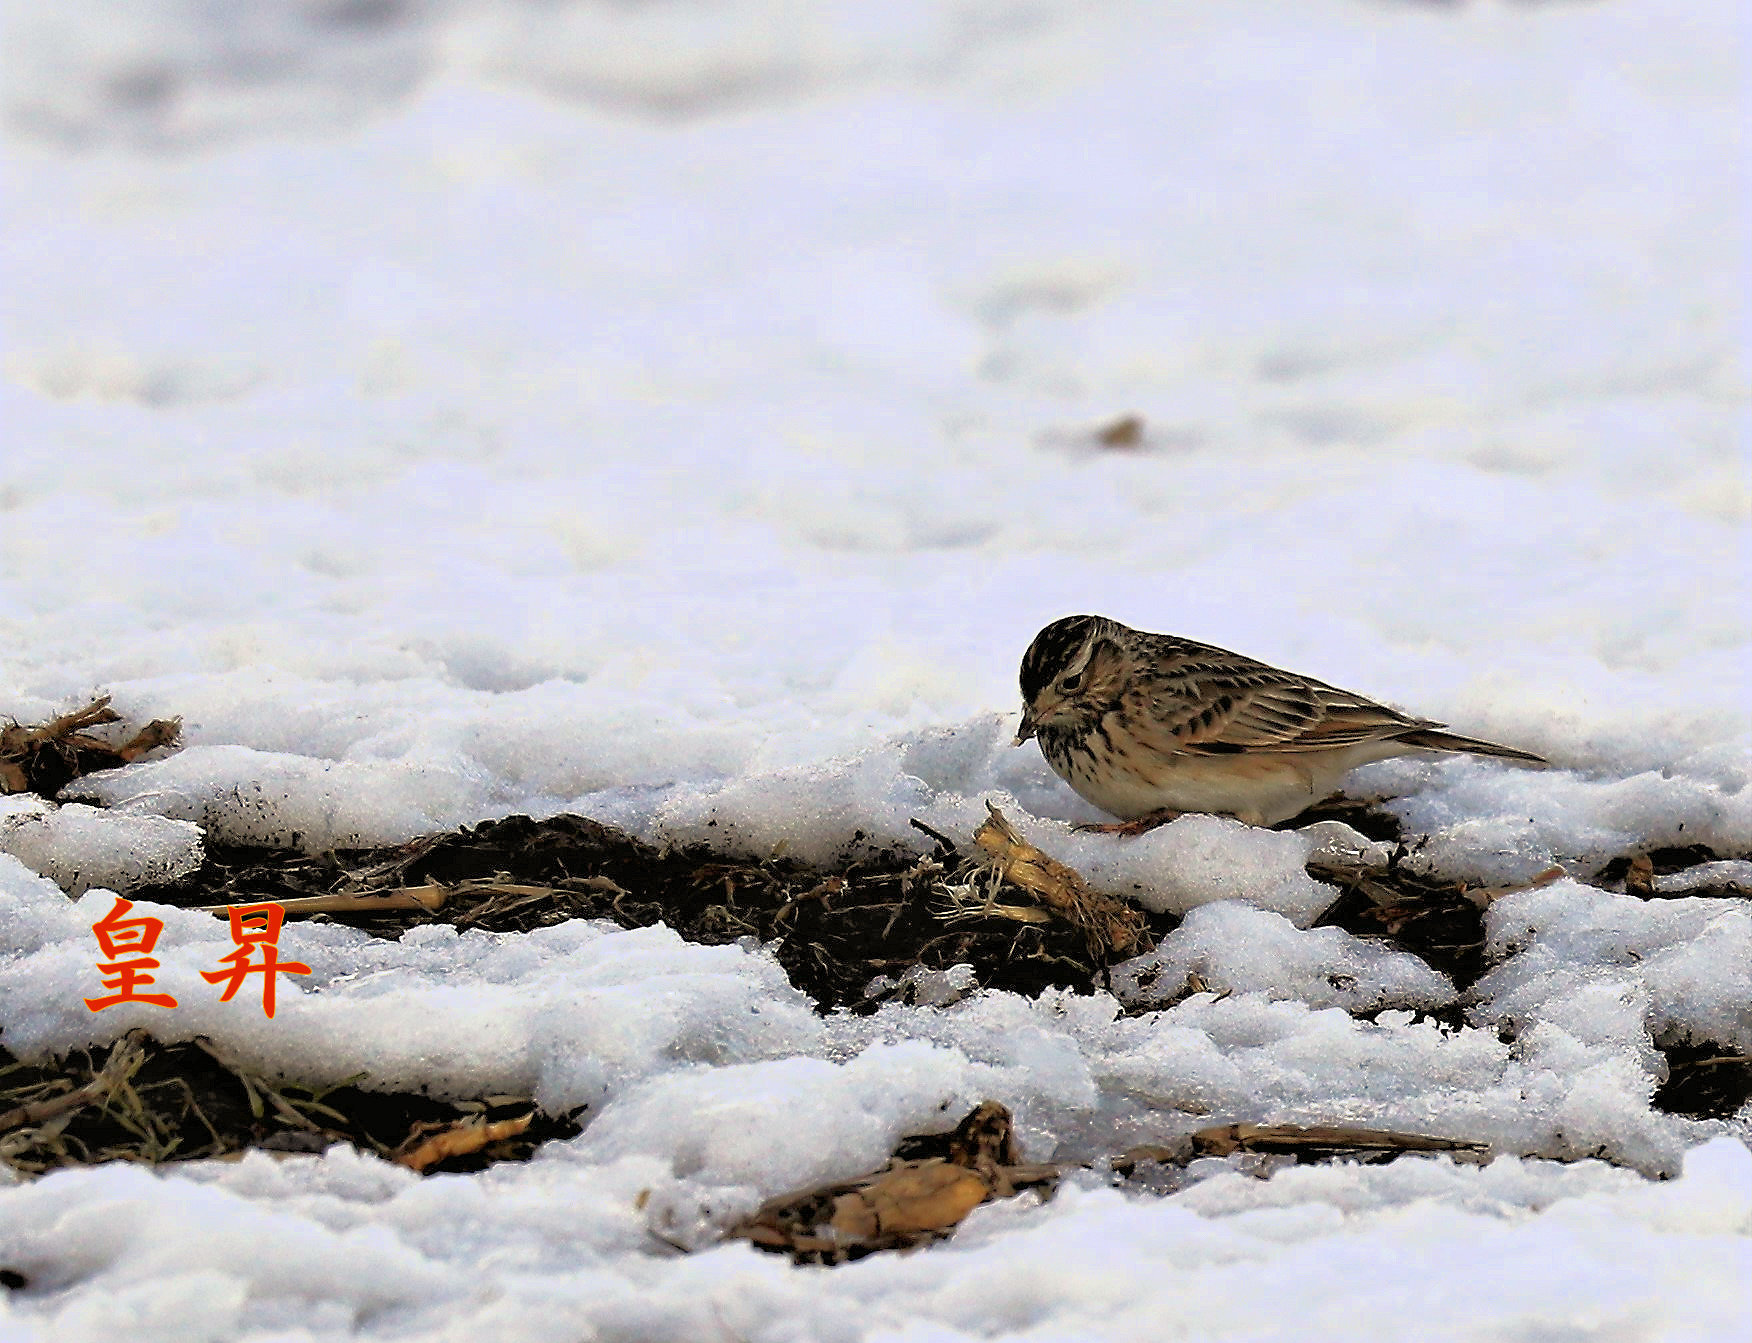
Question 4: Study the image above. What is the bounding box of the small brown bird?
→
[1016,615,1544,832]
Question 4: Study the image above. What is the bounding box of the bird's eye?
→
[1060,673,1082,692]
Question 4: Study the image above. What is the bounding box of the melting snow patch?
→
[1,0,1748,1336]
[65,745,484,852]
[0,797,203,895]
[1110,901,1456,1014]
[1476,880,1752,1057]
[1056,815,1341,927]
[1380,756,1752,886]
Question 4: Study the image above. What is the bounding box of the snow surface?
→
[1109,900,1457,1015]
[2,0,1749,1339]
[0,796,203,895]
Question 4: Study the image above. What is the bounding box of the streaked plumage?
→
[1016,615,1544,830]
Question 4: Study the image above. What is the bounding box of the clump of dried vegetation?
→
[0,1031,574,1177]
[1,695,180,797]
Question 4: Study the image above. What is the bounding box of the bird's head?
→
[1014,614,1128,744]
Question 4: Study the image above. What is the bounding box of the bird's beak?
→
[1013,710,1036,746]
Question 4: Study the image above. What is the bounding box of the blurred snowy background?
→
[2,1,1749,1339]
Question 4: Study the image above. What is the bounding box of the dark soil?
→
[1654,1045,1752,1120]
[1314,880,1491,994]
[133,813,1176,1011]
[1277,796,1407,844]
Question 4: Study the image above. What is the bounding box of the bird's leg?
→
[1072,808,1183,837]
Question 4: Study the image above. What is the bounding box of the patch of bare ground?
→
[133,811,1159,1012]
[1653,1046,1752,1120]
[4,697,1745,1190]
[84,801,1752,1184]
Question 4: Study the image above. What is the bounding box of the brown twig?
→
[908,818,961,856]
[198,885,451,917]
[1187,1122,1490,1158]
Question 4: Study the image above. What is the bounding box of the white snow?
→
[1476,879,1752,1059]
[1656,860,1752,897]
[2,0,1749,1338]
[0,797,203,895]
[1,1132,1746,1342]
[1109,900,1456,1014]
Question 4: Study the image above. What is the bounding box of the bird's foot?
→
[1072,808,1183,837]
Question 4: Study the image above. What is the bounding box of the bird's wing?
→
[1133,641,1432,755]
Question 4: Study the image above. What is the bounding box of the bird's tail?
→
[1395,728,1546,765]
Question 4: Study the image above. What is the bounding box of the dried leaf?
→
[1096,414,1144,447]
[731,1100,1057,1260]
[1463,864,1566,909]
[829,1162,990,1239]
[118,719,183,762]
[396,1112,534,1172]
[578,873,629,897]
[1624,854,1655,899]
